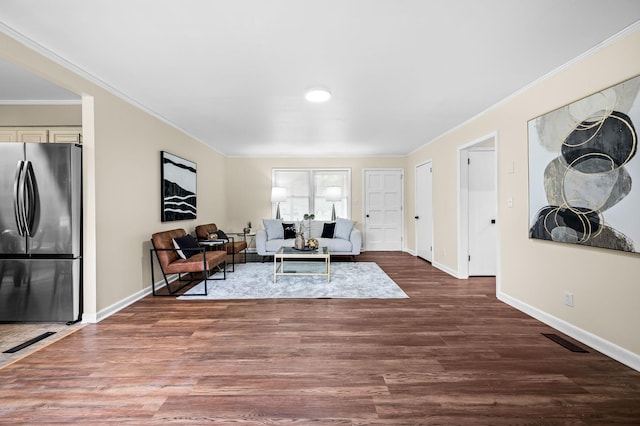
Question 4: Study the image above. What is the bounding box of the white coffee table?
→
[273,246,330,283]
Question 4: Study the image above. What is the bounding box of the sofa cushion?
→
[265,238,295,252]
[321,222,336,238]
[172,234,200,259]
[334,217,355,240]
[255,226,360,256]
[318,237,352,252]
[225,240,248,255]
[282,222,296,239]
[263,218,283,240]
[164,250,226,274]
[152,228,187,268]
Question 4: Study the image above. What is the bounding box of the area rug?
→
[179,262,408,299]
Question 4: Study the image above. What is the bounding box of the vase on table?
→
[294,233,305,250]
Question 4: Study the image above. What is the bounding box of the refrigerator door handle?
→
[23,161,37,237]
[14,160,26,236]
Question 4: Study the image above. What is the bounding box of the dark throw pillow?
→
[216,229,229,241]
[172,235,200,259]
[321,222,336,238]
[282,223,296,239]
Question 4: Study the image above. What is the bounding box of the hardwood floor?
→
[1,252,639,424]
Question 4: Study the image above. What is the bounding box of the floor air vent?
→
[542,333,588,353]
[3,331,56,354]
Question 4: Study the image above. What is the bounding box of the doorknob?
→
[414,216,419,219]
[366,214,370,218]
[491,219,496,224]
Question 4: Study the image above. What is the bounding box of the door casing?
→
[457,132,499,279]
[415,161,433,262]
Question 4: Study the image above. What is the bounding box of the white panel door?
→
[364,170,403,251]
[468,150,497,276]
[415,162,433,261]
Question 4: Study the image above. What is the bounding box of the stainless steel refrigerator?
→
[0,142,82,322]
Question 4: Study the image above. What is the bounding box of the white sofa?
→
[256,218,362,258]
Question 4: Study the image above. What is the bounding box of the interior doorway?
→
[415,161,433,262]
[458,134,497,278]
[363,169,403,251]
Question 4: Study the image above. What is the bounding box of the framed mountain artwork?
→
[528,74,639,254]
[160,151,197,222]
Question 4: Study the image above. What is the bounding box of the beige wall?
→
[0,104,81,126]
[407,28,640,362]
[225,156,406,237]
[92,96,227,313]
[1,33,226,318]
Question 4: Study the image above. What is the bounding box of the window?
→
[272,169,351,221]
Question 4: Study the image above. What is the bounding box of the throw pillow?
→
[334,217,355,240]
[263,219,284,240]
[216,229,229,241]
[282,223,296,239]
[321,222,336,238]
[309,220,324,238]
[172,235,200,259]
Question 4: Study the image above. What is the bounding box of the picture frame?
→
[528,74,640,254]
[160,151,197,222]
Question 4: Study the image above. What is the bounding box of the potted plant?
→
[303,213,314,233]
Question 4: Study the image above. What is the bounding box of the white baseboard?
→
[498,291,640,372]
[86,275,176,323]
[81,313,97,323]
[94,286,153,323]
[404,249,462,279]
[432,260,463,279]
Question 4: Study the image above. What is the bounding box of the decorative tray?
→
[292,246,317,251]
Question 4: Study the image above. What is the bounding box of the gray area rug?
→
[180,262,408,299]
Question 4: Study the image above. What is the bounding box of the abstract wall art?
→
[161,151,197,222]
[528,74,640,254]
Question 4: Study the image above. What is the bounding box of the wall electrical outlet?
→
[564,292,574,307]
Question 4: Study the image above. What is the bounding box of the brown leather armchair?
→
[150,228,226,296]
[195,223,247,272]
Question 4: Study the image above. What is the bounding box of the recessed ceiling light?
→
[305,88,331,103]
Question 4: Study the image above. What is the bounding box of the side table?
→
[230,232,257,254]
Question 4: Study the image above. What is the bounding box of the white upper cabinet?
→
[18,129,48,143]
[48,128,82,143]
[0,127,82,143]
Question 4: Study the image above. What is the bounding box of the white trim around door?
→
[415,161,433,262]
[457,132,499,280]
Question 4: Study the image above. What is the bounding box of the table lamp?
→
[271,187,287,219]
[325,186,342,221]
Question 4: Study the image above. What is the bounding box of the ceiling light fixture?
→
[305,88,331,103]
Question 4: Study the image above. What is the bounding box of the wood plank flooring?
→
[1,252,639,424]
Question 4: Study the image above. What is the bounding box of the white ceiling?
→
[1,1,640,157]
